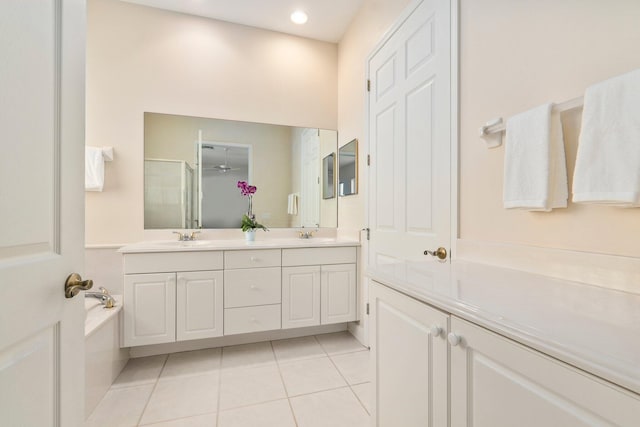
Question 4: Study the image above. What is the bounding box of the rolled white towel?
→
[85,146,105,192]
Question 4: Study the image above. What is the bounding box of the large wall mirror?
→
[144,113,338,229]
[338,139,358,196]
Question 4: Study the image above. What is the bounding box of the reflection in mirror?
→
[339,139,358,196]
[322,153,335,200]
[144,113,338,229]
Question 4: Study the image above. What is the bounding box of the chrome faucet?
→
[85,287,116,309]
[298,225,318,239]
[173,231,201,241]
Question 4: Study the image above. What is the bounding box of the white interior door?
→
[0,1,86,426]
[368,0,452,264]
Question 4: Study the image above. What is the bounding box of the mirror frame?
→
[338,138,358,197]
[322,152,336,199]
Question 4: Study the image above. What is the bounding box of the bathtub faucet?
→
[85,287,116,309]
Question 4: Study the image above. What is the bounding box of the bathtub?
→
[85,295,129,418]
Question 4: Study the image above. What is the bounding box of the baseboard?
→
[128,323,348,358]
[456,239,640,295]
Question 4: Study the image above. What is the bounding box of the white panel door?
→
[177,271,223,341]
[321,264,357,324]
[370,282,448,427]
[368,0,451,264]
[450,316,640,427]
[282,266,321,329]
[0,1,85,426]
[123,273,176,347]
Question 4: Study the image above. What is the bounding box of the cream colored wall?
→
[459,0,640,258]
[337,0,412,231]
[86,0,337,244]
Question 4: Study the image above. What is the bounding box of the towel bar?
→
[480,96,584,148]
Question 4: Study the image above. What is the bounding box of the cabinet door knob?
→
[430,325,443,337]
[447,333,461,346]
[250,284,257,290]
[250,256,258,262]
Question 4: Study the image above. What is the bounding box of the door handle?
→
[64,273,93,298]
[424,247,448,262]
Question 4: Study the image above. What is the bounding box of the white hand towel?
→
[572,68,640,206]
[85,146,105,192]
[287,193,298,215]
[503,103,568,211]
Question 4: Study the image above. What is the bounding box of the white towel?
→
[572,69,640,206]
[503,103,568,211]
[85,146,105,192]
[287,193,298,215]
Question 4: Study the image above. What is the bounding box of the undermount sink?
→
[151,240,217,248]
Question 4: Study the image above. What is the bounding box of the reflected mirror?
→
[322,153,335,200]
[338,139,358,196]
[144,113,338,229]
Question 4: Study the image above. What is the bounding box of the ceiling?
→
[119,0,365,43]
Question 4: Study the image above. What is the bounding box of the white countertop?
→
[368,260,640,395]
[118,237,360,253]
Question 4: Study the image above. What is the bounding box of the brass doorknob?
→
[423,247,448,262]
[64,273,93,298]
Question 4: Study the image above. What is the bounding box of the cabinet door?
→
[321,264,356,324]
[370,282,448,427]
[176,271,223,341]
[450,316,640,427]
[123,273,176,347]
[282,266,321,329]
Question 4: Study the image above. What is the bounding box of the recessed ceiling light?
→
[290,10,308,25]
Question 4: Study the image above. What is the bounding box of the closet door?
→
[368,0,452,264]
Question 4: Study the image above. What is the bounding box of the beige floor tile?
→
[139,373,219,425]
[160,348,221,380]
[111,355,167,388]
[331,350,370,384]
[221,342,275,370]
[315,332,366,355]
[271,336,326,362]
[290,387,370,427]
[351,382,371,414]
[219,364,286,410]
[139,412,217,426]
[278,356,346,396]
[85,384,154,427]
[217,399,296,427]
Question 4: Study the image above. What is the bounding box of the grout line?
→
[325,346,371,416]
[135,354,169,426]
[216,345,225,427]
[271,340,300,427]
[138,410,217,426]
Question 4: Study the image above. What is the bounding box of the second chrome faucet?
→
[173,231,200,241]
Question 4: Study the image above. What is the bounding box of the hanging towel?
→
[572,69,640,206]
[503,103,568,211]
[85,146,105,192]
[287,193,298,215]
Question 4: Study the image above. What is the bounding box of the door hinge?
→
[367,154,370,166]
[362,227,370,240]
[366,303,370,315]
[367,79,371,92]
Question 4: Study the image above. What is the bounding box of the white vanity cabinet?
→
[123,273,176,347]
[282,247,357,328]
[369,281,448,427]
[223,249,282,335]
[370,281,640,427]
[122,250,224,347]
[449,316,640,427]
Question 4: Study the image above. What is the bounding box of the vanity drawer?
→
[224,267,281,308]
[282,247,357,267]
[224,304,281,335]
[224,249,281,269]
[124,251,224,274]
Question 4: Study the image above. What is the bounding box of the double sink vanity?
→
[119,237,359,347]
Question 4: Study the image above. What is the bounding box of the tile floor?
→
[86,332,371,427]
